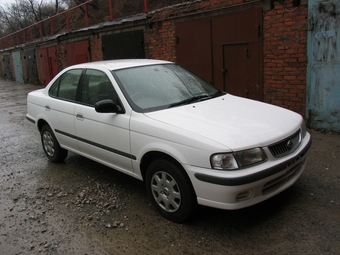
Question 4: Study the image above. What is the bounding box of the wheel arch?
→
[37,119,50,133]
[140,151,196,196]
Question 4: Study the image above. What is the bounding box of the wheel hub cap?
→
[151,171,181,212]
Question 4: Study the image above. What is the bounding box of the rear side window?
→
[49,69,82,101]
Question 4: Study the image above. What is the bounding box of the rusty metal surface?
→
[3,55,13,80]
[102,30,145,60]
[40,46,59,86]
[11,51,24,84]
[212,8,262,100]
[65,40,91,67]
[307,0,340,132]
[176,18,213,83]
[176,8,262,100]
[24,48,39,84]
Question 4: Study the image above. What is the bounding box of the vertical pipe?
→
[40,22,43,39]
[23,30,26,44]
[66,11,70,32]
[144,0,148,13]
[85,3,89,26]
[50,18,54,35]
[30,27,33,41]
[110,0,113,21]
[16,32,20,45]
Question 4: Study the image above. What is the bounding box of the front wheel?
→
[145,159,197,223]
[41,125,68,163]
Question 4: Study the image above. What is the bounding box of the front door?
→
[74,69,133,174]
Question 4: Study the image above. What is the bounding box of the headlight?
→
[211,148,266,170]
[211,154,238,170]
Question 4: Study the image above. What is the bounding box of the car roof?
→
[69,59,172,71]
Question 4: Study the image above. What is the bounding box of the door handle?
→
[45,105,50,111]
[76,113,84,121]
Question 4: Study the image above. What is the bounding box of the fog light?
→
[235,190,253,202]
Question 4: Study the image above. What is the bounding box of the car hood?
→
[144,94,302,151]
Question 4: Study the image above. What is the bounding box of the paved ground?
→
[0,79,339,255]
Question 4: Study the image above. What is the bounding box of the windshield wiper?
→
[169,95,210,108]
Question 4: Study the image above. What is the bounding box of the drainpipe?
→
[144,0,148,13]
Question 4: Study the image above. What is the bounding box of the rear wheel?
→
[145,159,197,222]
[41,125,68,162]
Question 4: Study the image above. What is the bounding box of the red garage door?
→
[65,40,91,67]
[40,45,59,86]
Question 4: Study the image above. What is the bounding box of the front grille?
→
[269,130,301,158]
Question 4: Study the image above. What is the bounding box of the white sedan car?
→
[26,59,311,222]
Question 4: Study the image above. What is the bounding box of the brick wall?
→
[145,0,308,116]
[145,21,176,62]
[263,0,308,116]
[90,33,103,62]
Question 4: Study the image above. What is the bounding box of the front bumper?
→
[186,132,312,210]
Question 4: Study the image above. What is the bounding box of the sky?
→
[0,0,58,7]
[0,0,17,7]
[0,0,15,5]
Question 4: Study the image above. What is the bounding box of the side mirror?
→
[95,99,124,114]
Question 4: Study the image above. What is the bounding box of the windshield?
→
[112,64,224,112]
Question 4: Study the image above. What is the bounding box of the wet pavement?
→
[0,79,340,254]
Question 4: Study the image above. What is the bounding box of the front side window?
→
[81,69,119,106]
[49,69,82,101]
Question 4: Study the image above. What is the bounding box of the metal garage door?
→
[40,46,59,86]
[176,8,263,101]
[65,40,91,67]
[213,8,263,100]
[307,0,340,131]
[102,30,145,60]
[24,48,39,84]
[176,19,213,83]
[12,51,24,83]
[3,55,12,80]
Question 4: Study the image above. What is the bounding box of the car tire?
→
[41,125,68,163]
[145,159,197,223]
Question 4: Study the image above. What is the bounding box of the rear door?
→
[46,69,83,151]
[74,69,133,174]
